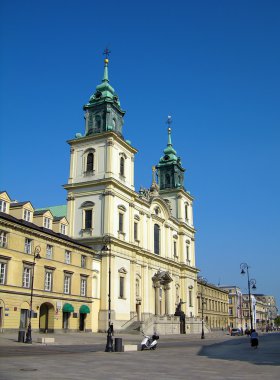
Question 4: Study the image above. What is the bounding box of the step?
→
[123,344,138,352]
[37,337,55,344]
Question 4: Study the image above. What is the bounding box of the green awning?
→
[80,305,90,314]
[63,303,74,312]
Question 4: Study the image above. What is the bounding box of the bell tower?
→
[83,49,125,137]
[156,117,185,190]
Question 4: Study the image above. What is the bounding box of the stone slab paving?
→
[0,332,279,380]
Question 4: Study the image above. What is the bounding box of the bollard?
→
[18,330,25,343]
[114,337,123,352]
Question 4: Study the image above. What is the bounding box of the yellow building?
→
[197,280,229,331]
[0,191,100,333]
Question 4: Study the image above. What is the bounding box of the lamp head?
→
[241,268,246,275]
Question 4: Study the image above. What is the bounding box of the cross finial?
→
[103,47,111,59]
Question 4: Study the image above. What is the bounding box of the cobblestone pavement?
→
[0,332,279,380]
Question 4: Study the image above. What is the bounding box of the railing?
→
[121,314,137,328]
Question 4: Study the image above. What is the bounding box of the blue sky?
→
[1,1,280,308]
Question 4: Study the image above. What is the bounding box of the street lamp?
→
[240,263,256,332]
[25,245,41,344]
[101,235,114,352]
[198,277,207,339]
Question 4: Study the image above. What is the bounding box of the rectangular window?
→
[81,278,87,296]
[0,231,8,248]
[64,274,71,294]
[0,200,7,213]
[44,271,52,291]
[60,224,67,235]
[65,250,71,264]
[46,245,53,259]
[81,255,86,268]
[24,238,32,254]
[185,204,188,221]
[119,277,124,298]
[118,213,124,232]
[0,262,7,284]
[189,290,193,307]
[44,217,51,229]
[84,209,92,229]
[23,267,31,288]
[186,245,190,264]
[23,209,31,222]
[173,241,177,258]
[134,222,138,240]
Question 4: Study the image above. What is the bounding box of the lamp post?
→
[240,263,256,332]
[198,277,207,339]
[25,245,41,344]
[101,235,114,352]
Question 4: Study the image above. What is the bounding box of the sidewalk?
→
[0,330,230,347]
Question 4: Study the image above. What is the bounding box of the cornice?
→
[67,131,138,154]
[0,217,96,255]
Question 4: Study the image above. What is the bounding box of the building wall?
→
[0,202,100,333]
[197,282,229,330]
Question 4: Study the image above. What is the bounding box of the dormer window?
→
[0,200,7,213]
[23,209,31,222]
[44,217,51,229]
[60,224,67,235]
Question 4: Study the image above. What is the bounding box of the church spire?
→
[156,116,185,190]
[102,48,110,83]
[83,50,125,136]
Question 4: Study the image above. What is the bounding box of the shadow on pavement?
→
[198,333,280,366]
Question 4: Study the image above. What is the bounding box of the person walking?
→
[250,329,259,349]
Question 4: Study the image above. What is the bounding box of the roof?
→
[10,201,30,207]
[34,209,51,216]
[36,205,67,218]
[53,216,66,222]
[0,211,91,251]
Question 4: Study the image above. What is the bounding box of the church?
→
[64,56,199,334]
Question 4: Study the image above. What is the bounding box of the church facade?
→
[64,58,199,333]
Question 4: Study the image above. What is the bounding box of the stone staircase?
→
[122,321,141,334]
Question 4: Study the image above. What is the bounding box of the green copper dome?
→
[158,127,179,164]
[85,59,121,108]
[156,124,185,190]
[83,57,125,137]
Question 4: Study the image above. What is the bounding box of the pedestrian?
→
[250,329,259,349]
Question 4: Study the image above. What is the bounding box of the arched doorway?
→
[79,305,90,331]
[19,301,30,329]
[39,303,55,333]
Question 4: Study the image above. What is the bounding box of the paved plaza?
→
[0,331,279,379]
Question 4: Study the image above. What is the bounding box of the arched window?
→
[86,153,94,172]
[120,156,125,176]
[136,278,140,297]
[154,224,160,254]
[165,173,170,187]
[95,115,101,131]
